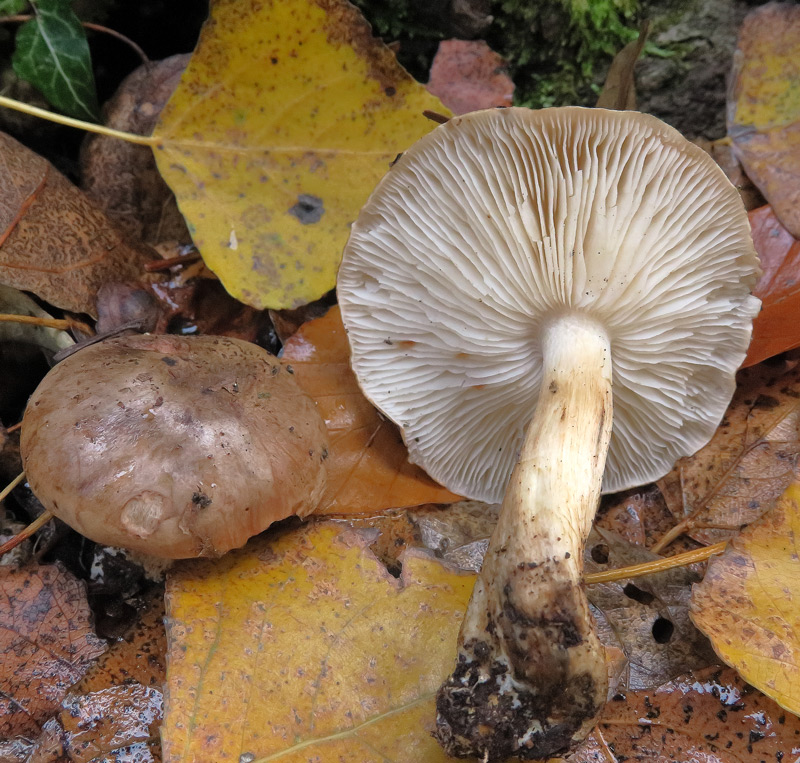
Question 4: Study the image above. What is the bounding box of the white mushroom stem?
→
[436,313,613,761]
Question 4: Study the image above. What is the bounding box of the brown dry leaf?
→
[0,563,106,738]
[728,3,800,238]
[426,40,514,115]
[162,521,476,763]
[81,55,191,247]
[691,481,800,716]
[744,204,800,367]
[568,666,800,762]
[282,306,461,514]
[657,355,800,548]
[595,21,649,111]
[0,132,158,316]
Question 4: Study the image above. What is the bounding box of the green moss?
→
[487,0,640,107]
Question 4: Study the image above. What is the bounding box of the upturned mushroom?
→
[21,334,329,558]
[337,107,760,759]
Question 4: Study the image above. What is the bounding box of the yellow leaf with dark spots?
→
[153,0,447,309]
[690,481,800,715]
[162,521,477,762]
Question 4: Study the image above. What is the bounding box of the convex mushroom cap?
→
[338,106,760,503]
[21,334,329,558]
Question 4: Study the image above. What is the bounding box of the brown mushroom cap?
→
[21,334,329,558]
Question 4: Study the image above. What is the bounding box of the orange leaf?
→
[282,306,461,514]
[744,205,800,366]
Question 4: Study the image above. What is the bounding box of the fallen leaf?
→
[568,666,800,762]
[657,355,800,548]
[60,684,163,763]
[0,563,107,738]
[162,521,475,763]
[595,21,649,111]
[282,306,461,513]
[585,528,716,692]
[0,131,158,317]
[744,205,800,367]
[12,0,99,121]
[76,590,166,694]
[690,481,800,716]
[81,55,191,247]
[152,0,448,310]
[728,3,800,238]
[426,39,514,115]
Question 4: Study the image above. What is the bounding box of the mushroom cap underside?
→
[338,106,761,502]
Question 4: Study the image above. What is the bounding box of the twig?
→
[5,421,21,434]
[144,251,202,272]
[0,15,149,64]
[584,541,727,585]
[0,313,94,335]
[0,509,54,558]
[423,110,450,125]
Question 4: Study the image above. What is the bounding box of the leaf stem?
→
[584,541,727,584]
[0,15,149,64]
[649,516,692,554]
[0,94,156,145]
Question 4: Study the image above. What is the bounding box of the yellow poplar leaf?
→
[162,521,477,763]
[152,0,448,310]
[690,481,800,716]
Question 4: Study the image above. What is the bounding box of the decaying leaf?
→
[81,55,191,247]
[162,521,474,763]
[426,40,514,115]
[728,3,800,238]
[586,528,716,692]
[658,355,800,548]
[282,306,461,513]
[569,666,800,761]
[744,204,800,367]
[0,563,106,738]
[0,131,158,316]
[691,481,800,716]
[153,0,448,310]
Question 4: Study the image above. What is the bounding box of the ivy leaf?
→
[12,0,99,121]
[0,0,28,13]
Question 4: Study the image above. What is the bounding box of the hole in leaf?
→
[590,543,609,564]
[622,583,655,605]
[652,616,674,643]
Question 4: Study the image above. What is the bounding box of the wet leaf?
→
[568,666,800,761]
[728,3,800,238]
[76,590,166,693]
[153,0,447,310]
[0,131,158,316]
[0,563,107,737]
[658,356,800,547]
[12,0,99,121]
[282,306,461,513]
[0,0,27,13]
[744,204,800,367]
[426,40,514,115]
[60,684,163,763]
[690,481,800,716]
[162,521,475,763]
